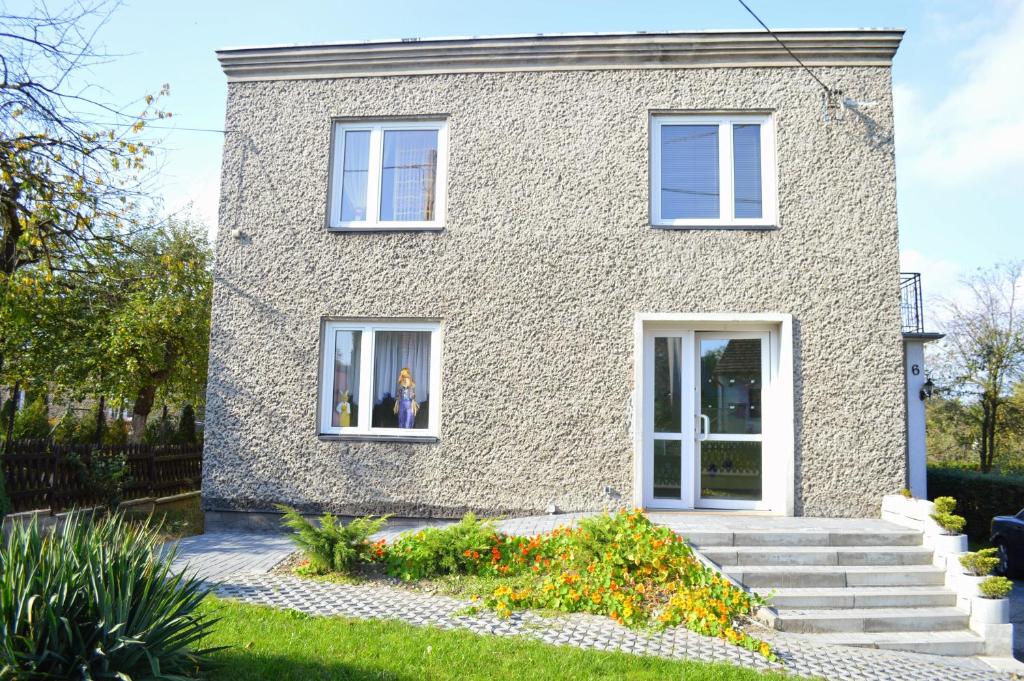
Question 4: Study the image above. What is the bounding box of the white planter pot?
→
[971,597,1010,624]
[931,533,968,555]
[957,573,985,599]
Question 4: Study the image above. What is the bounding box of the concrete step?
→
[724,564,946,588]
[685,529,923,548]
[702,545,934,567]
[759,586,956,609]
[772,606,968,634]
[780,630,986,657]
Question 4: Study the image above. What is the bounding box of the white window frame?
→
[650,113,777,229]
[328,119,448,230]
[318,320,442,438]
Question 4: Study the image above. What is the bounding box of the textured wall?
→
[205,66,906,519]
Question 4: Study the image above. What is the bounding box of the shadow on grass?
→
[207,649,417,681]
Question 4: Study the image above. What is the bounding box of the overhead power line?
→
[735,0,836,96]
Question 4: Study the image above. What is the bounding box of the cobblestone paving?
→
[172,516,1018,680]
[214,573,1011,681]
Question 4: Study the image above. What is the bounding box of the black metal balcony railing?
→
[900,272,924,334]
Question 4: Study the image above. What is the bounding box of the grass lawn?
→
[200,598,794,681]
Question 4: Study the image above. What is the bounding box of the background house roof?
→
[216,29,905,82]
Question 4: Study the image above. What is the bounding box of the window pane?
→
[653,440,682,499]
[380,130,438,222]
[372,330,432,429]
[331,330,361,428]
[701,441,762,501]
[661,124,719,219]
[340,130,371,222]
[733,124,763,219]
[699,338,762,435]
[653,337,682,433]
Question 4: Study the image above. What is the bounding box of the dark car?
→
[990,509,1024,578]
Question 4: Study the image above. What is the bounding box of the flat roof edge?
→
[217,29,904,82]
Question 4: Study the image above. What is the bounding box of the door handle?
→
[699,414,711,440]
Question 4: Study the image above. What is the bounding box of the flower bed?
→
[280,508,773,659]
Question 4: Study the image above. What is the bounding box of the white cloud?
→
[895,1,1024,184]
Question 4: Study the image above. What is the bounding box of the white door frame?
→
[632,313,795,515]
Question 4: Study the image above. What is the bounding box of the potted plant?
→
[957,548,999,598]
[971,576,1013,624]
[928,496,968,554]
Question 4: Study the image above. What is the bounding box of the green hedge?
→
[928,467,1024,541]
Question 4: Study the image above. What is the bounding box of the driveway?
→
[1011,580,1024,660]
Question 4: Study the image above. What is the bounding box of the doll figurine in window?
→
[335,390,351,428]
[393,367,419,428]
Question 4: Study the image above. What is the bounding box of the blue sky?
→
[14,0,1023,305]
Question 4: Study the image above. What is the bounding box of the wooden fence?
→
[2,440,202,514]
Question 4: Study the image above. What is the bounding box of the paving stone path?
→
[170,516,1018,681]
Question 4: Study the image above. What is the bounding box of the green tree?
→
[1,3,169,283]
[934,261,1024,472]
[177,404,197,445]
[11,395,50,440]
[102,224,212,440]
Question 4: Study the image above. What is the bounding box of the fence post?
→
[148,445,156,498]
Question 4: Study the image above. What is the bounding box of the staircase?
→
[691,527,986,657]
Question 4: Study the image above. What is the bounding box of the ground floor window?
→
[319,320,440,437]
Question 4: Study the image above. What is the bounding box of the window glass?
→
[653,440,682,499]
[699,338,762,435]
[371,330,432,429]
[733,124,763,219]
[331,330,361,428]
[660,124,719,219]
[340,130,371,222]
[653,337,683,433]
[380,130,438,222]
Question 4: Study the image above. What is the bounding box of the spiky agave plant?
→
[0,511,217,679]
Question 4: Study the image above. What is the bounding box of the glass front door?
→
[695,333,768,509]
[643,330,770,510]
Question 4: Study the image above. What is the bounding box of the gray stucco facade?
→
[205,31,907,519]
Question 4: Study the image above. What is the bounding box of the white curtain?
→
[373,331,431,403]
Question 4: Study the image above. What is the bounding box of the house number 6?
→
[911,364,920,376]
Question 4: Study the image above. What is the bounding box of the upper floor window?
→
[329,120,448,230]
[650,114,776,228]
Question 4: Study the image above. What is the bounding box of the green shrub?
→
[929,495,966,535]
[979,575,1013,600]
[0,511,216,678]
[11,395,52,440]
[277,505,388,574]
[960,548,999,576]
[178,404,198,444]
[899,488,912,498]
[387,513,499,581]
[103,418,130,446]
[929,467,1024,540]
[73,403,107,444]
[52,408,80,444]
[931,512,966,535]
[145,411,177,445]
[70,450,129,511]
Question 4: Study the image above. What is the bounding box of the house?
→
[205,29,933,523]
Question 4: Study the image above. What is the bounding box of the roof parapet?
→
[217,29,904,82]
